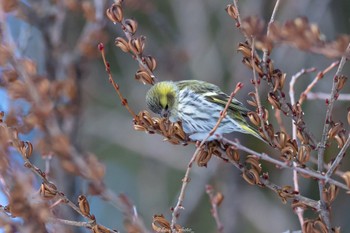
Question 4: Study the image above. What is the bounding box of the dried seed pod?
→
[328,122,343,139]
[247,111,260,126]
[152,215,171,233]
[297,145,311,164]
[106,3,123,23]
[92,224,112,233]
[143,55,157,71]
[335,75,347,91]
[173,122,186,141]
[342,171,350,189]
[322,184,338,204]
[226,147,240,162]
[237,42,251,58]
[347,108,350,126]
[267,92,281,109]
[40,182,57,199]
[196,149,211,167]
[164,137,180,145]
[18,141,33,158]
[133,124,146,132]
[115,37,129,53]
[264,123,275,140]
[124,18,138,35]
[251,60,264,76]
[129,36,145,55]
[334,131,347,148]
[245,155,262,173]
[78,195,91,217]
[242,57,253,69]
[242,168,260,185]
[141,111,154,127]
[274,132,287,149]
[291,200,307,211]
[135,70,152,85]
[225,4,238,20]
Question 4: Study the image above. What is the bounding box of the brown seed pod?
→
[226,147,240,162]
[92,224,112,233]
[115,37,129,53]
[267,92,281,109]
[335,75,347,91]
[342,171,350,189]
[237,42,251,58]
[124,18,138,35]
[143,55,157,71]
[297,145,311,164]
[274,131,287,149]
[334,131,347,148]
[225,4,239,20]
[40,182,57,199]
[247,112,260,126]
[328,122,343,139]
[106,3,123,23]
[129,36,145,55]
[245,155,262,173]
[78,195,91,217]
[152,214,182,233]
[322,184,339,204]
[242,168,260,185]
[135,70,152,85]
[291,200,307,211]
[196,149,212,167]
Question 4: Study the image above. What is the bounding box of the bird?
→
[146,80,263,141]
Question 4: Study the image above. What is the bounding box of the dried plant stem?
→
[263,0,281,62]
[99,43,136,118]
[251,39,271,144]
[317,43,350,231]
[51,218,94,228]
[221,137,349,191]
[119,21,157,82]
[274,109,287,133]
[326,134,350,179]
[205,185,224,233]
[170,83,243,232]
[307,92,350,101]
[299,61,339,105]
[289,67,316,228]
[232,0,250,43]
[226,156,320,210]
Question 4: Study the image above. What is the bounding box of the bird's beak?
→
[161,109,169,118]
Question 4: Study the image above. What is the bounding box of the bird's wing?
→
[176,80,251,115]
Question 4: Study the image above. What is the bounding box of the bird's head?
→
[146,81,178,118]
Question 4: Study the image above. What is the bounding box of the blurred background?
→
[2,0,350,232]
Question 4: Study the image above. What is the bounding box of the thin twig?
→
[317,43,350,231]
[274,109,287,133]
[205,185,224,233]
[325,134,350,179]
[225,154,320,210]
[99,43,137,118]
[221,137,349,191]
[251,38,271,144]
[263,0,281,62]
[307,92,350,101]
[289,67,316,228]
[170,83,243,232]
[299,61,339,105]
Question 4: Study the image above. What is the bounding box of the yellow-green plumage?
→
[146,80,262,141]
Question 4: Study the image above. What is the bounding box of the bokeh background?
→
[2,0,350,232]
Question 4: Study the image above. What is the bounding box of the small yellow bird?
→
[146,80,262,141]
